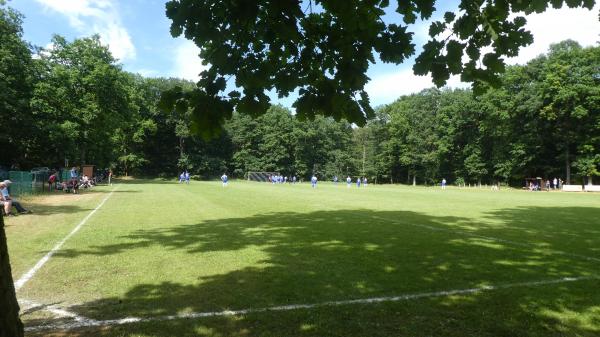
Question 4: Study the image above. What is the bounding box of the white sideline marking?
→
[370,215,600,264]
[14,186,118,291]
[20,299,85,320]
[24,275,598,332]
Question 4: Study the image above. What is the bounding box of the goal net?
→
[247,171,280,182]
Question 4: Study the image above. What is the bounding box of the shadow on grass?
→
[26,207,600,336]
[21,203,93,216]
[483,206,600,256]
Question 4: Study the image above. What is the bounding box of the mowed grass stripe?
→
[20,181,260,303]
[16,180,600,322]
[28,278,600,337]
[24,275,599,333]
[9,180,599,335]
[6,187,114,278]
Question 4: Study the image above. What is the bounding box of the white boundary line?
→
[20,299,85,320]
[369,215,600,263]
[14,186,118,291]
[24,275,598,332]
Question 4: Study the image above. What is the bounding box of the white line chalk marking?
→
[25,275,598,332]
[14,186,118,291]
[20,299,85,320]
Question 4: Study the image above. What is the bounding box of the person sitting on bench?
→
[0,180,31,215]
[80,175,92,189]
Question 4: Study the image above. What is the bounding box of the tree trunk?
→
[80,144,86,167]
[0,212,24,337]
[180,137,185,157]
[412,175,416,186]
[362,144,366,176]
[80,131,88,166]
[565,146,571,185]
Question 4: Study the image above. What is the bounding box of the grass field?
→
[5,180,600,336]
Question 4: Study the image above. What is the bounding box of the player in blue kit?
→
[221,173,228,187]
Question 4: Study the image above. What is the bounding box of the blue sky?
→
[9,0,600,106]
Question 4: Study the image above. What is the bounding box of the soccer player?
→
[179,172,185,183]
[356,177,361,188]
[293,176,297,184]
[185,171,190,184]
[311,175,317,188]
[441,178,447,190]
[333,175,338,185]
[346,176,351,187]
[363,177,367,187]
[221,173,228,187]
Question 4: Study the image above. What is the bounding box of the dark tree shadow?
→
[20,204,93,216]
[481,206,600,257]
[24,207,600,336]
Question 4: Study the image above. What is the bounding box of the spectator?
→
[70,166,79,186]
[81,175,92,189]
[0,180,31,215]
[48,171,57,191]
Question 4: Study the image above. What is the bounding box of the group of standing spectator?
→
[530,177,563,191]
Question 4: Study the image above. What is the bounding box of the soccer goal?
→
[247,171,280,182]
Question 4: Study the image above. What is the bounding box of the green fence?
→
[8,171,33,196]
[61,170,70,182]
[7,170,54,197]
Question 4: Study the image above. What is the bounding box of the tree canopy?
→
[162,0,595,135]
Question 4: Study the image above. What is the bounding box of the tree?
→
[0,1,34,168]
[0,3,28,335]
[162,0,595,135]
[134,77,197,176]
[572,145,600,185]
[111,74,158,176]
[31,35,134,168]
[534,41,600,184]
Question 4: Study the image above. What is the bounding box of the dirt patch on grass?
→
[21,191,103,207]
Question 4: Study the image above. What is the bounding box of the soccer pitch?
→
[6,180,600,336]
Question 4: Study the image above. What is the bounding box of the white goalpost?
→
[247,171,280,182]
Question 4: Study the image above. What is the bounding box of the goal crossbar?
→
[247,171,280,182]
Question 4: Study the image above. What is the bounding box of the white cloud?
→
[171,39,208,81]
[366,70,468,105]
[367,4,599,104]
[506,4,600,65]
[135,69,159,77]
[35,0,136,61]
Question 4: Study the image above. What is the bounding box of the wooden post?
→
[0,211,24,337]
